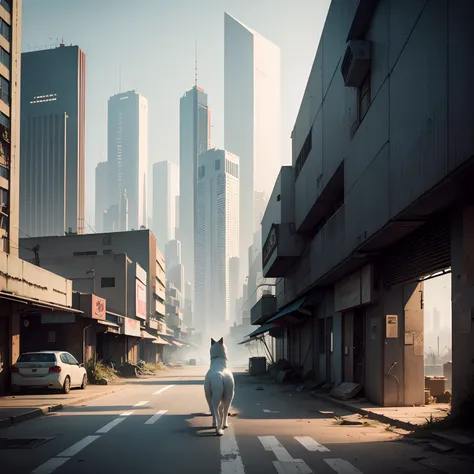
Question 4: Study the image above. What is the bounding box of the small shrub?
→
[85,359,119,384]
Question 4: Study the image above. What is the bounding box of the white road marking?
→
[263,409,280,413]
[324,459,364,473]
[57,435,100,457]
[120,411,134,416]
[273,460,313,474]
[96,417,127,433]
[145,409,168,424]
[134,400,149,406]
[258,436,293,462]
[31,457,69,474]
[220,423,246,474]
[294,436,330,452]
[153,384,174,395]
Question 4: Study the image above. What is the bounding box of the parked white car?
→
[11,351,87,394]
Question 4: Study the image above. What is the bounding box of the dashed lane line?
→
[133,400,149,407]
[153,384,175,395]
[145,410,168,425]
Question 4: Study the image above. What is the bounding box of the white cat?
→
[204,337,235,436]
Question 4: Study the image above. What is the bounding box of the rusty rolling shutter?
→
[380,216,451,287]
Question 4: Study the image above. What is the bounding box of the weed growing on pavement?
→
[139,362,168,374]
[85,359,120,383]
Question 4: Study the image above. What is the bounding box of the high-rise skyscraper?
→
[195,148,239,337]
[20,44,86,237]
[95,161,109,232]
[107,90,148,231]
[224,13,281,284]
[0,0,21,255]
[152,160,178,251]
[178,85,210,293]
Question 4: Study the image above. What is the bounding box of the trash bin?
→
[249,357,266,375]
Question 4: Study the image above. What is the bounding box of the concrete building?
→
[224,12,281,285]
[152,160,178,251]
[19,230,168,349]
[251,0,474,413]
[20,251,169,364]
[95,162,109,232]
[178,85,210,293]
[195,148,239,337]
[0,1,78,394]
[107,91,148,231]
[19,44,86,237]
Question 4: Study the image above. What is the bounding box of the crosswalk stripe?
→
[153,384,175,395]
[273,460,314,474]
[294,436,330,452]
[324,459,364,473]
[133,400,148,407]
[145,410,168,425]
[259,436,294,462]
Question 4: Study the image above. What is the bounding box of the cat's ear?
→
[218,337,224,345]
[211,338,216,345]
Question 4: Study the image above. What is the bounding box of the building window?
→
[73,250,97,256]
[0,1,11,13]
[0,19,10,42]
[358,71,371,122]
[0,112,9,129]
[101,277,115,288]
[215,159,220,171]
[0,47,9,69]
[0,75,9,105]
[295,127,312,180]
[198,165,205,179]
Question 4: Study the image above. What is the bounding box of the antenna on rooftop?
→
[194,40,198,87]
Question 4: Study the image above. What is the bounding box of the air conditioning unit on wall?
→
[341,40,371,87]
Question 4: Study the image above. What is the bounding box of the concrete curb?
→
[0,385,125,430]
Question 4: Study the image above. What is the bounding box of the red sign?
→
[136,279,146,320]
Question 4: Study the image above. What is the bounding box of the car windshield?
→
[17,353,56,363]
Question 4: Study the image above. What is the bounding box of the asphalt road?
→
[0,366,473,474]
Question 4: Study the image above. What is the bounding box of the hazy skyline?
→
[22,0,331,228]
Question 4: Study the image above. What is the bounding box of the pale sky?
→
[22,0,331,228]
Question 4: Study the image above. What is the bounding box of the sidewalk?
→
[0,381,126,429]
[309,390,474,454]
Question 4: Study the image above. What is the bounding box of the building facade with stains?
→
[251,0,474,412]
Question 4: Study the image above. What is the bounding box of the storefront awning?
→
[97,320,121,328]
[152,336,170,345]
[247,323,275,339]
[140,330,156,340]
[267,296,308,323]
[238,335,260,345]
[0,291,83,314]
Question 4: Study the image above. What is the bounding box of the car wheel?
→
[62,376,71,394]
[80,374,87,389]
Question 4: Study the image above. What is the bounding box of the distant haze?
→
[22,0,331,227]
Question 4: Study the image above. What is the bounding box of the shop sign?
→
[136,279,147,320]
[263,225,278,267]
[123,317,141,337]
[92,295,106,320]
